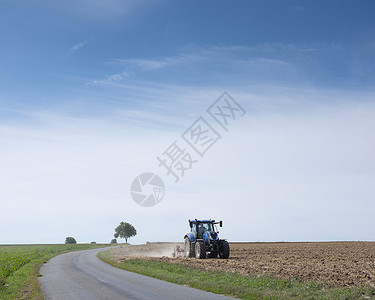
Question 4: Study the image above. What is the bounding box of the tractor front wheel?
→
[208,251,218,258]
[195,241,206,259]
[185,237,195,257]
[219,240,230,259]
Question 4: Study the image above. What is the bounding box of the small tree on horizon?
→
[65,237,77,244]
[114,222,137,243]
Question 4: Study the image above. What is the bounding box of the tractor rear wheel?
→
[219,240,230,259]
[195,241,206,259]
[185,237,195,257]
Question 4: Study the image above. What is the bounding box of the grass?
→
[98,249,375,300]
[0,244,109,300]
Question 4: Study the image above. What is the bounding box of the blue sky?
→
[1,1,374,244]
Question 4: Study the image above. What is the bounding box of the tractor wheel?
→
[208,251,218,258]
[195,241,206,259]
[219,240,230,259]
[185,237,195,258]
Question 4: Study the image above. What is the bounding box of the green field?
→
[0,244,108,300]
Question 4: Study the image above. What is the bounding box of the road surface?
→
[39,247,232,300]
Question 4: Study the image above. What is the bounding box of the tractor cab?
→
[190,220,217,239]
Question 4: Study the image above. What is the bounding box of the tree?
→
[65,237,77,244]
[114,222,137,243]
[110,238,117,244]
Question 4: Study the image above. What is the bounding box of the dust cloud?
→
[111,242,184,258]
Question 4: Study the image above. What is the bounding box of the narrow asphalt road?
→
[39,247,233,300]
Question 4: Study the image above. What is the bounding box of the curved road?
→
[39,247,232,300]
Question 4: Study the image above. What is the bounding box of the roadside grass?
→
[0,244,109,300]
[98,249,375,300]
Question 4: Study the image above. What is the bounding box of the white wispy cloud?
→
[1,86,375,243]
[119,59,167,71]
[85,52,202,86]
[240,57,292,66]
[67,39,89,55]
[109,43,320,80]
[212,43,318,53]
[105,42,375,89]
[85,71,132,86]
[290,5,304,13]
[38,0,163,21]
[116,52,202,71]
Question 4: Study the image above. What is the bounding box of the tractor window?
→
[192,224,197,236]
[192,222,215,238]
[196,222,214,238]
[203,223,214,231]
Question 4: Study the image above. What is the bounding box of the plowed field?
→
[111,242,375,288]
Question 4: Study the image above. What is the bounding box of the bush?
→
[65,237,77,244]
[110,239,117,244]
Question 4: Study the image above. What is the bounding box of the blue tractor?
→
[184,219,230,259]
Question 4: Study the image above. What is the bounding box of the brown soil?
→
[112,242,375,288]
